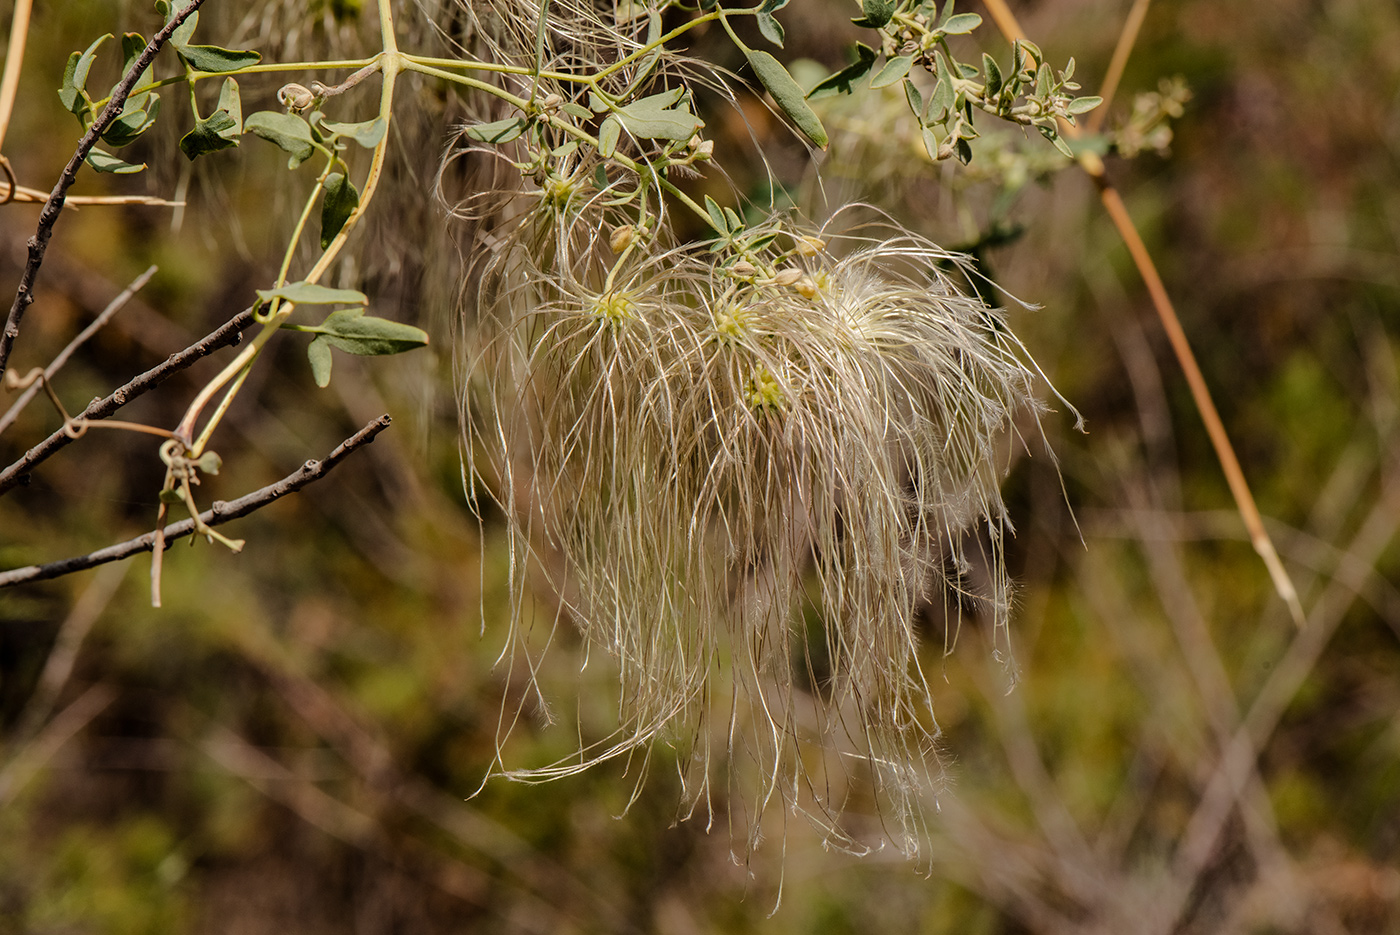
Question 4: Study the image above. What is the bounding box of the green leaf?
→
[59,34,111,115]
[560,102,592,120]
[745,51,827,149]
[256,282,368,306]
[85,147,145,174]
[921,125,941,161]
[157,0,200,48]
[302,308,430,357]
[929,52,954,119]
[158,487,185,505]
[903,79,924,119]
[722,206,742,232]
[852,0,895,28]
[756,0,790,47]
[1035,61,1052,99]
[307,337,333,387]
[615,87,703,140]
[870,55,913,89]
[1043,126,1074,158]
[704,194,728,234]
[320,116,386,148]
[244,110,316,167]
[941,12,982,34]
[1065,95,1103,116]
[982,52,1003,99]
[179,108,238,159]
[807,43,878,100]
[756,10,785,47]
[120,32,146,74]
[177,44,261,73]
[102,94,161,148]
[463,116,527,144]
[320,172,360,248]
[597,115,621,157]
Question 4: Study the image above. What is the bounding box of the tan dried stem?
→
[979,0,1306,628]
[1087,0,1152,134]
[0,0,32,153]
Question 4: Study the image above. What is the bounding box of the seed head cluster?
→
[460,201,1052,853]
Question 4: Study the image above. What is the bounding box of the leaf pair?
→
[264,283,430,388]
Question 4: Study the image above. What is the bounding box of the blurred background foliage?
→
[2,0,1399,931]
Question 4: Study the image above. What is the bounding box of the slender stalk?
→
[979,0,1306,627]
[0,0,33,152]
[1088,0,1153,133]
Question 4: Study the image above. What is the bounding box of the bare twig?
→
[0,0,207,375]
[0,265,156,434]
[0,414,393,587]
[978,0,1307,629]
[0,308,255,496]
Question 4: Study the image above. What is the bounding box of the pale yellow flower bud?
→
[795,235,826,257]
[609,224,635,254]
[772,267,804,287]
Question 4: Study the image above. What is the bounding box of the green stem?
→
[177,5,403,455]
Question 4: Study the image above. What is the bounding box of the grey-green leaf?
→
[177,44,261,73]
[463,116,527,144]
[307,337,333,387]
[256,282,368,306]
[941,12,982,34]
[756,11,785,47]
[597,115,621,157]
[179,107,238,159]
[903,79,924,119]
[85,147,145,174]
[320,117,387,148]
[807,43,877,100]
[746,50,827,149]
[59,34,111,115]
[320,172,360,248]
[103,94,161,148]
[306,308,430,357]
[870,55,913,89]
[244,110,316,166]
[1065,95,1103,116]
[982,52,1003,99]
[853,0,894,28]
[615,87,702,140]
[704,195,727,234]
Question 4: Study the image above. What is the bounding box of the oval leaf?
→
[256,282,368,306]
[941,12,982,34]
[244,110,315,166]
[597,115,621,157]
[807,43,877,100]
[320,117,387,148]
[307,337,333,387]
[320,172,360,248]
[746,50,827,149]
[870,55,913,89]
[177,44,262,73]
[308,308,430,357]
[85,146,146,174]
[464,116,527,144]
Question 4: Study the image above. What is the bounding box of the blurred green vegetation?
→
[3,0,1400,932]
